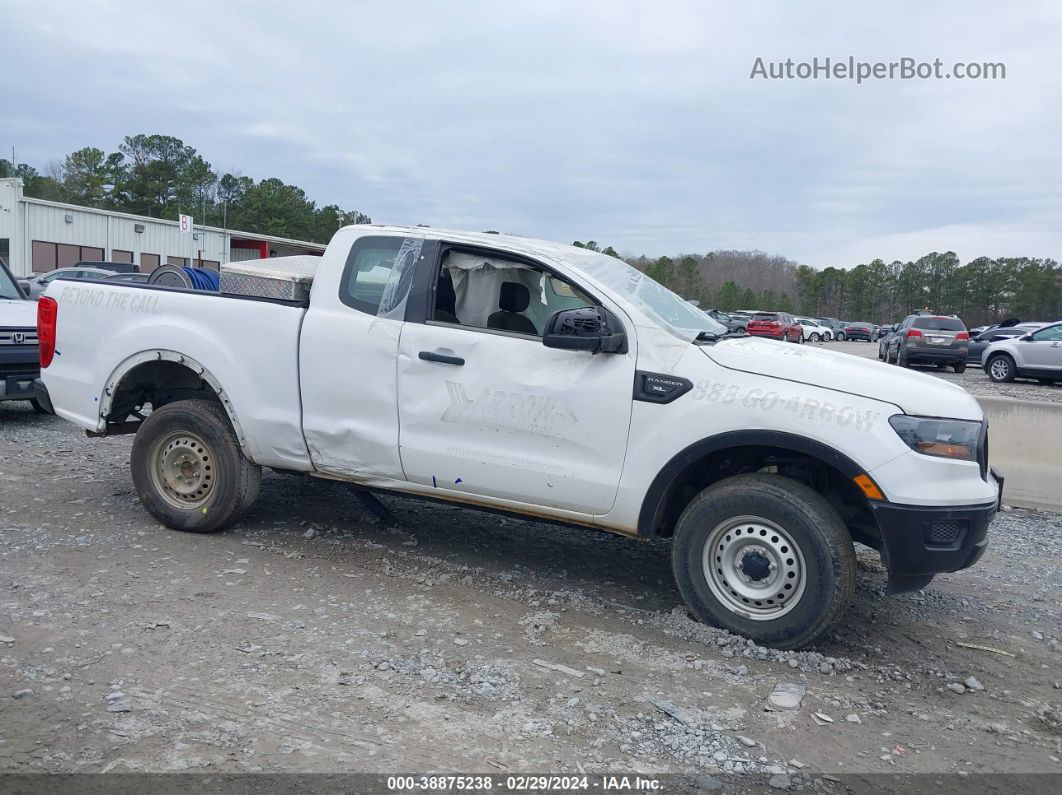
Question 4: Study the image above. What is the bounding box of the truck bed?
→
[43,278,313,470]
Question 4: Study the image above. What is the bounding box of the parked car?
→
[74,260,139,275]
[967,323,1048,365]
[885,314,969,372]
[877,324,899,359]
[983,321,1062,383]
[107,272,150,284]
[795,317,832,342]
[816,317,847,341]
[875,324,893,340]
[0,258,47,412]
[844,322,876,342]
[26,267,114,299]
[37,225,1002,649]
[704,308,747,333]
[746,311,803,342]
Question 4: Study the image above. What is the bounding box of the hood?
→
[703,336,983,421]
[0,299,38,330]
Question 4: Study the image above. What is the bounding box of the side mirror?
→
[16,280,31,298]
[543,306,628,354]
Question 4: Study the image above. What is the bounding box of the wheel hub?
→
[152,433,215,508]
[738,549,771,581]
[701,516,807,620]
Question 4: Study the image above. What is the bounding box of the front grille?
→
[924,519,966,547]
[0,362,40,379]
[0,328,39,345]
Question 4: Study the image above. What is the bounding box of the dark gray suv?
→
[885,314,970,372]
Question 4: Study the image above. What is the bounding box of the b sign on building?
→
[179,214,193,234]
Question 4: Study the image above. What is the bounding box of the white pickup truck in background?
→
[37,226,1003,648]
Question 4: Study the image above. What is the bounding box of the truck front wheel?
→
[671,474,856,649]
[131,399,261,533]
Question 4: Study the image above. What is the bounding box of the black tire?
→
[986,354,1016,383]
[897,346,909,368]
[810,333,820,343]
[29,398,50,414]
[836,331,845,341]
[130,399,261,533]
[952,361,967,374]
[671,474,856,650]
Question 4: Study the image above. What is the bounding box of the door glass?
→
[1032,325,1062,342]
[431,250,593,336]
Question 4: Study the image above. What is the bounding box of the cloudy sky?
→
[2,0,1061,267]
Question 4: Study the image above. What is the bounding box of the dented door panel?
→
[396,323,636,514]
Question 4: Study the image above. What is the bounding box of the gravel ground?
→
[2,403,1061,790]
[820,339,1062,403]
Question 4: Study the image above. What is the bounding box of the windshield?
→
[0,262,23,300]
[573,253,727,341]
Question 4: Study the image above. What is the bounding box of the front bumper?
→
[0,345,40,402]
[868,468,1002,593]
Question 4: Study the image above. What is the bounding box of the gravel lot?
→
[820,339,1062,404]
[2,402,1061,790]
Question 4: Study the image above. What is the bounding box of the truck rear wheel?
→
[671,474,856,649]
[131,399,261,533]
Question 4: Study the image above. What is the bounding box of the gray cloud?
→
[2,0,1060,266]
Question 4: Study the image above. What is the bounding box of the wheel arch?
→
[100,350,246,445]
[637,430,872,539]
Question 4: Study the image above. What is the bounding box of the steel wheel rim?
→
[150,431,215,509]
[989,359,1008,380]
[701,515,807,621]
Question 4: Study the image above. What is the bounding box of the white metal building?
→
[0,177,325,278]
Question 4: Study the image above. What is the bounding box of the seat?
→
[434,270,459,323]
[487,282,537,335]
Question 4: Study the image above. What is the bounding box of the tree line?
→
[576,241,1061,326]
[0,134,371,244]
[3,138,1057,325]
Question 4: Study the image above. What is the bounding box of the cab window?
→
[340,236,422,317]
[430,249,593,337]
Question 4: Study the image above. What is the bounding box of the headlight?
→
[888,415,982,461]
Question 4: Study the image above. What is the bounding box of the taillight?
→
[906,328,923,338]
[956,332,970,341]
[38,296,57,368]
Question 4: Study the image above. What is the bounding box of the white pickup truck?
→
[37,226,1003,648]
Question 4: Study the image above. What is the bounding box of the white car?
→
[38,226,1002,648]
[796,317,833,342]
[982,321,1062,384]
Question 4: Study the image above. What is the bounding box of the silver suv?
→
[885,314,969,372]
[983,321,1062,384]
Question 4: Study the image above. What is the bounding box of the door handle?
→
[419,351,465,366]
